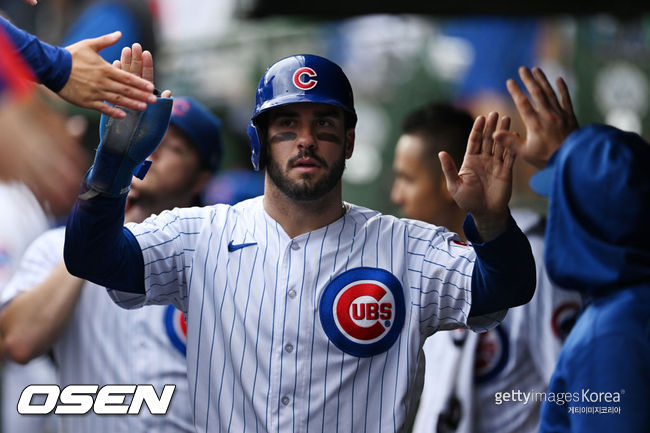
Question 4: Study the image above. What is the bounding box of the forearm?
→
[64,188,145,294]
[0,17,71,92]
[466,214,536,317]
[0,263,83,364]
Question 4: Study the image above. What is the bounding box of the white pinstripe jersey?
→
[111,196,505,433]
[411,209,582,433]
[1,227,194,433]
[0,182,57,433]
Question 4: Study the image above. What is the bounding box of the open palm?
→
[439,112,513,220]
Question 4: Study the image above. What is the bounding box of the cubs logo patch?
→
[164,305,187,356]
[551,302,580,342]
[319,267,405,357]
[474,325,509,383]
[293,67,318,90]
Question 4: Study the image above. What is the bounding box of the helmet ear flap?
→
[247,122,262,171]
[247,119,268,171]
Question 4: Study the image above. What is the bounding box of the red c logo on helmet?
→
[293,67,318,90]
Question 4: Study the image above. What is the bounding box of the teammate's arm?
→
[0,17,156,118]
[0,263,83,364]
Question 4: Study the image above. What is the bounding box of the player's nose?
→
[295,123,317,150]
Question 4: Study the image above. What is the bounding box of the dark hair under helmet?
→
[247,54,357,171]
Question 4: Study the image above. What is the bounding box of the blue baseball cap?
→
[537,124,650,294]
[170,97,223,173]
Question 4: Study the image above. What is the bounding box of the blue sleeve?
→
[0,17,71,92]
[63,185,145,294]
[466,213,536,317]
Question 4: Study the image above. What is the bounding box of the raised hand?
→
[494,66,578,169]
[58,32,157,118]
[112,43,172,98]
[439,112,513,241]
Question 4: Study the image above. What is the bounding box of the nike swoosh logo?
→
[227,241,257,252]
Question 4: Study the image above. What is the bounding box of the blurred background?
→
[2,0,650,215]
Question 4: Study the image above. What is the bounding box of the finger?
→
[532,67,562,111]
[142,50,154,84]
[519,66,553,112]
[493,130,525,155]
[130,43,143,77]
[493,116,510,160]
[498,116,511,132]
[98,91,147,111]
[120,46,131,72]
[103,82,152,107]
[482,112,499,154]
[467,116,486,155]
[90,31,121,52]
[556,76,575,115]
[107,67,156,96]
[503,148,516,171]
[161,89,172,98]
[91,101,127,118]
[438,151,460,195]
[112,60,121,69]
[506,78,539,127]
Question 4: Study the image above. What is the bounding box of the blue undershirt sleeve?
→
[466,213,536,317]
[64,186,145,294]
[0,17,71,92]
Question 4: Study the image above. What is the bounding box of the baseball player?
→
[391,102,581,433]
[0,88,222,431]
[63,53,536,432]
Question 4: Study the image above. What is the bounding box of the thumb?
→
[438,151,460,195]
[493,130,524,154]
[89,31,122,52]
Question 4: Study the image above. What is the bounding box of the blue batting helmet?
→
[247,54,357,171]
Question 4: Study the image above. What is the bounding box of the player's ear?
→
[344,129,355,159]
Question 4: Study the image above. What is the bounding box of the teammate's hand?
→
[440,112,513,241]
[58,32,157,119]
[493,66,578,169]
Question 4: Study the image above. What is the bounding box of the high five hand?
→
[439,112,513,241]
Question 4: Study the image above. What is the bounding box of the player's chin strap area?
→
[80,95,173,200]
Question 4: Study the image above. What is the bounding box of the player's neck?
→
[263,179,346,239]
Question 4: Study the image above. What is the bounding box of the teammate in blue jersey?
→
[63,52,536,432]
[495,66,649,433]
[0,16,156,117]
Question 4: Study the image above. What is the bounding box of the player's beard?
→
[266,144,346,201]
